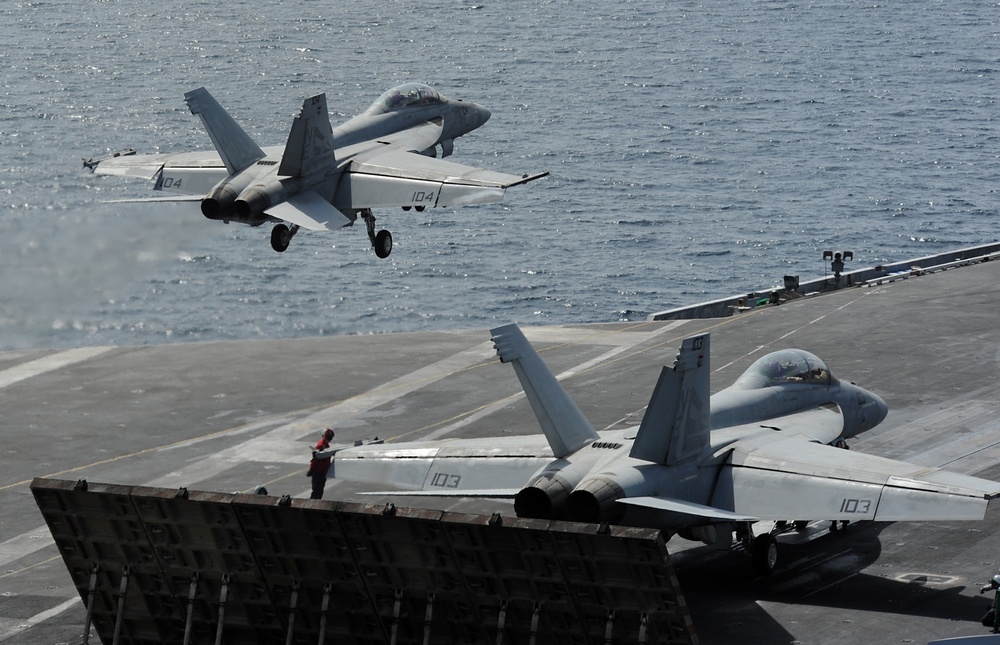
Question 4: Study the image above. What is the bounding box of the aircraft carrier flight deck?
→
[4,246,1000,644]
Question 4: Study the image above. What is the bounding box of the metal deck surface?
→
[4,257,1000,643]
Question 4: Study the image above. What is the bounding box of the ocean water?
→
[1,0,997,350]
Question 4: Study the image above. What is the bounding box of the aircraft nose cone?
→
[871,392,889,426]
[476,103,491,126]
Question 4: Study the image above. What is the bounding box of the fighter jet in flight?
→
[84,84,546,255]
[320,324,1000,575]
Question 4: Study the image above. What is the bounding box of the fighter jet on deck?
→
[84,84,546,255]
[319,324,1000,575]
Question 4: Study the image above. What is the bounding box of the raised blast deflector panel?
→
[31,477,699,645]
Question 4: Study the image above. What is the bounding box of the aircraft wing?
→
[87,152,172,180]
[357,488,521,498]
[335,149,548,210]
[86,150,231,197]
[329,436,554,494]
[711,433,1000,522]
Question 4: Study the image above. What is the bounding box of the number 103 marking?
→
[839,498,872,514]
[430,472,461,488]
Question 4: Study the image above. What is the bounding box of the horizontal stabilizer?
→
[490,324,599,458]
[618,496,759,523]
[266,190,353,231]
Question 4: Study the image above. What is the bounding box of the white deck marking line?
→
[0,348,118,586]
[145,340,500,488]
[0,596,81,642]
[0,346,114,390]
[0,527,56,568]
[0,343,494,567]
[0,341,502,623]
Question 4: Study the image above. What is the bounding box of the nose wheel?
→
[362,209,393,259]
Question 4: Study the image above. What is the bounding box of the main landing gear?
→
[362,209,393,259]
[744,518,849,575]
[737,522,780,576]
[269,210,393,257]
[270,223,300,253]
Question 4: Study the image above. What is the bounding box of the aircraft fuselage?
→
[200,94,492,228]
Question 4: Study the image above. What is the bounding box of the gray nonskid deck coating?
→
[3,258,1000,643]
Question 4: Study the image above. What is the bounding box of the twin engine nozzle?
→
[201,176,299,223]
[514,463,631,525]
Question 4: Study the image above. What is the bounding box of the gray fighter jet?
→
[84,84,546,255]
[321,324,1000,574]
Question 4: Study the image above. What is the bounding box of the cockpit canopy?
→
[365,83,445,115]
[733,349,835,389]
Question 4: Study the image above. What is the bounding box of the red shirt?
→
[310,436,332,475]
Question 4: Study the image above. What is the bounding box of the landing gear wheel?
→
[752,534,779,576]
[374,229,393,259]
[361,209,392,259]
[271,224,291,252]
[270,224,299,253]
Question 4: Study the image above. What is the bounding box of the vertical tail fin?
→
[184,88,265,176]
[629,334,711,465]
[490,324,599,458]
[277,93,336,178]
